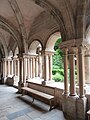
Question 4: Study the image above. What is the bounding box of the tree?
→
[52,38,64,82]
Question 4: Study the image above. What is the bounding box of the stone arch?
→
[0,43,5,58]
[14,46,19,56]
[45,32,61,51]
[8,0,28,53]
[76,0,87,39]
[0,15,24,53]
[34,1,75,41]
[28,40,42,55]
[0,32,8,57]
[86,25,90,44]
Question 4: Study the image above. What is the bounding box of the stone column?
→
[84,49,90,83]
[18,59,19,78]
[12,60,13,75]
[17,54,23,92]
[45,54,49,81]
[41,51,49,85]
[69,47,76,96]
[63,48,69,95]
[49,54,53,81]
[27,57,30,79]
[8,59,10,76]
[78,46,85,98]
[32,57,35,78]
[38,55,42,78]
[14,60,16,76]
[30,58,32,78]
[3,58,7,82]
[23,54,28,83]
[35,57,38,77]
[76,53,79,85]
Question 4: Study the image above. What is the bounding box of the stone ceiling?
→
[0,0,89,57]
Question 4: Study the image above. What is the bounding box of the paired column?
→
[41,51,54,83]
[27,57,30,79]
[30,58,32,78]
[49,54,53,80]
[62,48,69,95]
[7,59,10,76]
[2,58,7,81]
[23,54,28,83]
[35,57,38,77]
[32,57,35,78]
[17,54,23,92]
[69,47,76,96]
[78,46,85,98]
[84,49,90,84]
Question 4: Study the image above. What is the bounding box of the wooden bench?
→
[21,87,55,111]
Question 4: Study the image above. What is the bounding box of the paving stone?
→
[0,85,66,120]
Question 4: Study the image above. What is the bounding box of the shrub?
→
[52,73,64,82]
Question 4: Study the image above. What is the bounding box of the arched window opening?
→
[45,32,64,88]
[28,40,42,82]
[52,37,64,82]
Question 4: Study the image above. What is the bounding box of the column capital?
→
[12,56,18,60]
[62,48,68,55]
[69,46,77,54]
[78,45,86,54]
[41,50,55,56]
[2,58,7,61]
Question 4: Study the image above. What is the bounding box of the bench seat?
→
[21,87,55,111]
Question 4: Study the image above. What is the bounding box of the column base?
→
[18,82,27,93]
[63,92,69,96]
[62,95,79,120]
[76,97,87,120]
[42,81,46,85]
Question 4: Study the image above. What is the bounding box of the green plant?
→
[52,72,64,82]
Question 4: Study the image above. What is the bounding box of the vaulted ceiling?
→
[0,0,89,57]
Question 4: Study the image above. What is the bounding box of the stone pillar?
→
[76,53,79,85]
[14,60,16,76]
[23,55,28,83]
[38,55,42,78]
[69,47,76,96]
[41,51,50,85]
[12,60,13,75]
[17,54,23,92]
[78,46,85,98]
[3,58,7,82]
[30,58,32,78]
[18,59,19,77]
[35,57,38,77]
[32,57,35,78]
[8,59,10,76]
[63,48,69,95]
[45,54,49,81]
[27,57,30,79]
[49,54,52,80]
[84,49,90,83]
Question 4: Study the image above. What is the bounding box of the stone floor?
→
[0,85,66,120]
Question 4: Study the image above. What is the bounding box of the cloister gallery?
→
[0,0,90,120]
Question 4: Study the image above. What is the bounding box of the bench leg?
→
[32,97,34,103]
[49,100,52,111]
[22,90,25,96]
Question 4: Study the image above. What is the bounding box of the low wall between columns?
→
[27,81,63,108]
[6,75,14,86]
[62,95,87,120]
[86,94,90,110]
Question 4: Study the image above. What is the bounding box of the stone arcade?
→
[0,0,90,120]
